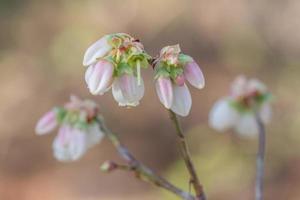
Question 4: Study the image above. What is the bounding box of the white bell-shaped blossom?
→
[35,96,104,162]
[83,33,150,107]
[209,76,272,137]
[154,44,205,116]
[209,98,240,132]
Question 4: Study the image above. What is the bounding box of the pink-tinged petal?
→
[67,129,88,160]
[175,74,185,86]
[112,79,127,106]
[64,95,82,109]
[55,125,72,146]
[83,35,112,66]
[86,124,104,148]
[259,103,272,124]
[170,84,192,117]
[230,75,247,98]
[184,61,205,89]
[235,114,259,138]
[112,74,144,107]
[86,60,114,95]
[85,65,94,83]
[155,77,173,109]
[209,98,240,132]
[247,78,267,94]
[52,126,88,162]
[35,110,57,135]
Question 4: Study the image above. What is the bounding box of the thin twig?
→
[97,117,195,200]
[168,110,206,200]
[255,114,266,200]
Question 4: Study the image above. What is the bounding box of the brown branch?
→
[168,110,206,200]
[97,117,195,200]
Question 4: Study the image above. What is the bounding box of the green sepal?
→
[116,62,134,76]
[229,92,273,114]
[64,111,80,125]
[154,62,170,79]
[127,53,150,68]
[229,100,251,114]
[169,67,183,80]
[73,120,89,130]
[102,55,116,66]
[54,107,67,124]
[255,92,273,104]
[178,53,193,64]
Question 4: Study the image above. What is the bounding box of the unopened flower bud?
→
[100,161,118,172]
[184,61,205,89]
[36,96,104,162]
[155,77,173,109]
[85,60,114,95]
[35,110,58,135]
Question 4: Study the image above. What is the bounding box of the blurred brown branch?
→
[98,117,195,200]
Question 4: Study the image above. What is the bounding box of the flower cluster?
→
[35,96,104,161]
[154,45,205,116]
[83,33,150,107]
[209,76,272,137]
[83,34,205,117]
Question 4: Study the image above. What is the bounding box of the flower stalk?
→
[97,117,195,200]
[137,59,141,85]
[168,110,206,200]
[255,113,266,200]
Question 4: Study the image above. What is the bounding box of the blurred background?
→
[0,0,299,199]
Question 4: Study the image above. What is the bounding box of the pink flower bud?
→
[83,35,112,66]
[85,60,114,95]
[170,84,192,117]
[100,161,118,172]
[175,74,185,86]
[155,77,173,109]
[112,74,144,107]
[184,61,205,89]
[35,110,57,135]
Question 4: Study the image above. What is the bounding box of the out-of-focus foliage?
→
[0,0,300,199]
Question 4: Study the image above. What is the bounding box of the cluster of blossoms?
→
[154,45,205,116]
[35,96,104,161]
[83,33,150,107]
[84,33,205,116]
[36,33,206,162]
[35,32,273,200]
[209,76,272,137]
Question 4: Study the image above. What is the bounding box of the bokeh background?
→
[1,0,299,199]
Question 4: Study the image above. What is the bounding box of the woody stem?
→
[97,117,195,200]
[168,110,206,200]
